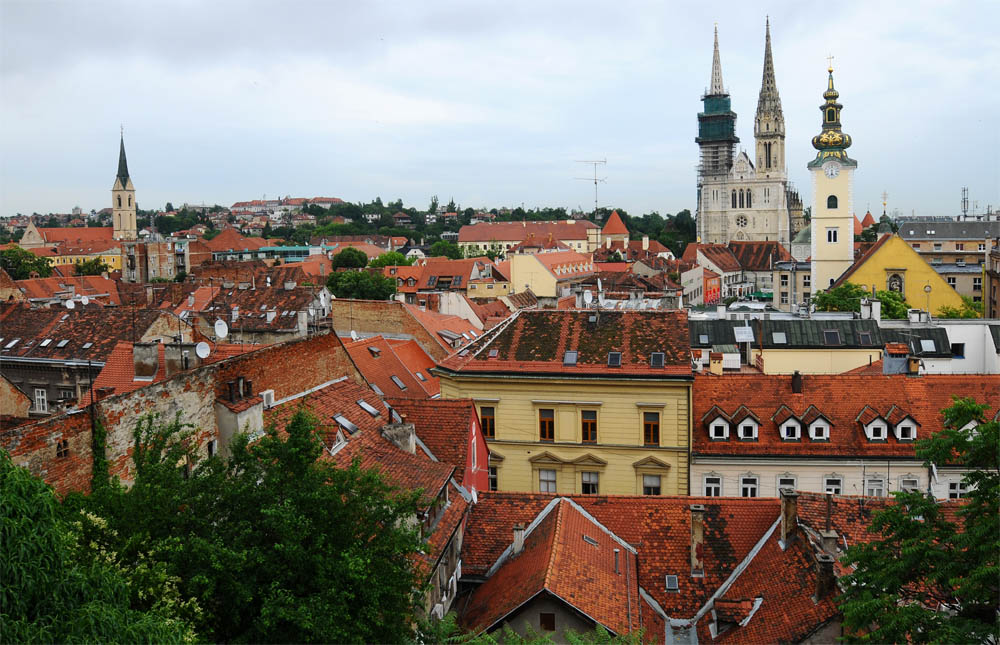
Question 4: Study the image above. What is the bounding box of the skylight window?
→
[368,346,381,357]
[469,330,478,337]
[461,332,470,340]
[582,535,599,547]
[607,352,622,368]
[823,330,841,346]
[920,339,936,352]
[4,339,19,349]
[665,574,679,592]
[371,383,384,395]
[459,349,470,357]
[772,332,787,344]
[333,413,359,434]
[488,349,499,359]
[564,351,578,366]
[699,334,709,345]
[57,340,69,348]
[40,339,52,347]
[357,399,380,417]
[390,375,407,390]
[415,371,427,381]
[81,342,93,349]
[859,331,873,344]
[650,352,665,368]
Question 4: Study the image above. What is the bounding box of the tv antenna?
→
[575,158,607,217]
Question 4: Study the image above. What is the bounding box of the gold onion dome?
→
[812,65,852,152]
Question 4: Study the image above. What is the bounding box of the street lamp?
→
[924,283,932,317]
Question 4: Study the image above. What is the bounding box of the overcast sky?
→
[1,0,997,219]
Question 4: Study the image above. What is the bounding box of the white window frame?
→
[823,475,843,495]
[704,474,722,497]
[948,480,967,499]
[780,420,801,441]
[740,475,759,498]
[642,474,662,496]
[865,420,888,442]
[709,419,730,440]
[809,419,830,441]
[581,471,599,495]
[33,388,48,413]
[737,420,758,441]
[865,477,886,497]
[895,420,917,442]
[539,469,557,493]
[898,475,920,493]
[776,474,797,492]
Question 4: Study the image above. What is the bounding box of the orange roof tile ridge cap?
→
[562,497,637,554]
[484,495,563,578]
[688,515,781,624]
[468,308,523,360]
[542,500,567,590]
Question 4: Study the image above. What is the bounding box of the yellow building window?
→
[539,409,554,442]
[479,406,495,439]
[643,412,660,446]
[581,410,597,443]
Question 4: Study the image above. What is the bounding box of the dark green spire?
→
[117,134,130,186]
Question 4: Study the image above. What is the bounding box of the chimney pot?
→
[513,523,526,555]
[792,370,803,393]
[780,488,799,546]
[815,554,836,600]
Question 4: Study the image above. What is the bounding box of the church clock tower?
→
[808,63,856,292]
[112,132,137,240]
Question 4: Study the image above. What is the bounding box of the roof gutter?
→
[0,356,106,369]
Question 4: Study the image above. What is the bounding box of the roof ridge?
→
[542,499,566,591]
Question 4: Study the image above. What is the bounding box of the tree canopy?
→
[429,240,464,260]
[1,246,53,279]
[330,247,369,269]
[61,410,425,643]
[369,251,413,268]
[838,397,999,643]
[812,282,908,319]
[327,269,397,300]
[74,257,111,276]
[937,295,982,319]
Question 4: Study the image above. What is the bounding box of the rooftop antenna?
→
[575,158,607,218]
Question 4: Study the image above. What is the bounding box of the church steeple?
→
[696,25,738,178]
[709,25,725,95]
[111,130,137,240]
[754,18,785,175]
[116,134,130,188]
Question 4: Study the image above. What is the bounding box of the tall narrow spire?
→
[117,133,130,186]
[709,25,725,95]
[756,17,782,117]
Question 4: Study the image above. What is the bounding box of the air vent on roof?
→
[357,399,381,417]
[772,332,787,344]
[665,574,679,592]
[368,346,381,357]
[333,413,359,434]
[920,339,936,352]
[608,352,622,368]
[564,351,578,366]
[57,339,69,348]
[390,375,407,390]
[650,352,665,368]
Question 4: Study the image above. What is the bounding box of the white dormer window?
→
[780,420,801,441]
[895,419,917,442]
[737,419,758,441]
[865,420,888,442]
[809,419,830,441]
[709,419,729,440]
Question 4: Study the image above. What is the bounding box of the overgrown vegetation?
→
[812,282,909,318]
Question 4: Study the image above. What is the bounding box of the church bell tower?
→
[754,19,785,178]
[808,62,857,292]
[112,131,137,240]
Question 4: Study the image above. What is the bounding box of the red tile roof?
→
[861,211,876,229]
[726,241,793,271]
[461,498,642,636]
[404,304,481,353]
[15,275,122,305]
[418,257,503,290]
[508,232,571,253]
[92,341,259,395]
[697,245,742,273]
[386,398,476,484]
[385,338,440,396]
[437,310,692,378]
[531,250,595,280]
[854,215,863,237]
[693,373,999,458]
[602,210,629,236]
[345,336,435,398]
[458,220,598,243]
[36,227,114,244]
[201,227,271,253]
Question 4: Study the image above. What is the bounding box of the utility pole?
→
[575,159,607,218]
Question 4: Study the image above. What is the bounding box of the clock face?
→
[823,162,840,178]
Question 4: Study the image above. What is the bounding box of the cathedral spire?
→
[117,132,130,187]
[709,25,725,95]
[756,17,782,118]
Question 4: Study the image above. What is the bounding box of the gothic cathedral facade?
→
[695,22,804,247]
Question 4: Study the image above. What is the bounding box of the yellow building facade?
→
[832,234,965,314]
[434,310,693,496]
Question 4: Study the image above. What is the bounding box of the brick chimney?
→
[381,422,416,454]
[820,492,840,553]
[690,504,706,577]
[132,343,159,379]
[780,489,799,547]
[642,235,649,251]
[512,523,526,555]
[814,554,836,600]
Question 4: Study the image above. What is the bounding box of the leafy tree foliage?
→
[1,246,53,279]
[327,269,397,300]
[69,411,424,643]
[0,451,192,642]
[330,247,369,269]
[430,240,464,260]
[74,257,111,276]
[369,251,414,268]
[937,295,982,319]
[838,397,999,643]
[421,612,644,644]
[812,282,908,319]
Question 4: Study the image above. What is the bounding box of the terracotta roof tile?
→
[345,336,434,398]
[601,210,629,236]
[458,220,598,244]
[92,340,259,395]
[15,275,122,305]
[726,241,793,271]
[385,398,476,484]
[36,227,114,244]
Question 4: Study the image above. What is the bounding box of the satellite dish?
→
[80,296,90,305]
[214,319,229,339]
[583,290,593,305]
[64,299,75,310]
[350,330,359,341]
[195,342,211,359]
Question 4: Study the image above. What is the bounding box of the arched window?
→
[732,190,737,208]
[826,108,836,122]
[117,196,122,208]
[827,195,838,209]
[746,190,752,208]
[739,190,744,209]
[128,196,132,207]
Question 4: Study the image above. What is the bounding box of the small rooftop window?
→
[415,371,427,381]
[665,574,679,592]
[333,413,359,434]
[81,342,93,349]
[650,352,665,368]
[357,399,380,417]
[488,349,499,359]
[772,332,787,344]
[607,352,622,368]
[564,351,578,366]
[461,332,470,340]
[582,535,599,547]
[61,314,70,321]
[390,375,407,390]
[469,330,478,337]
[368,346,381,357]
[920,339,936,352]
[4,339,19,349]
[699,334,709,345]
[823,330,841,346]
[371,383,384,395]
[858,331,873,344]
[40,339,52,347]
[57,340,69,348]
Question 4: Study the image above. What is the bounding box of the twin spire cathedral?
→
[695,21,804,246]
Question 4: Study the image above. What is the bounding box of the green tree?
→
[1,246,53,279]
[74,257,111,276]
[164,202,174,212]
[838,397,999,643]
[429,195,439,214]
[72,411,424,643]
[0,451,193,642]
[811,282,868,312]
[937,295,983,319]
[430,240,464,260]
[327,270,397,300]
[445,198,457,213]
[369,251,414,268]
[873,289,909,319]
[330,247,369,269]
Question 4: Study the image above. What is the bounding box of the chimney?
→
[244,380,253,397]
[819,492,840,552]
[163,343,198,378]
[381,422,416,454]
[871,298,881,321]
[814,554,836,600]
[690,504,705,577]
[792,370,803,393]
[614,548,621,574]
[132,343,159,379]
[187,294,195,307]
[708,352,723,375]
[231,306,239,322]
[780,488,799,547]
[512,523,526,555]
[284,281,296,290]
[716,304,726,317]
[642,235,649,251]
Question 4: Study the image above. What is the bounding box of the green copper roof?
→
[117,135,130,185]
